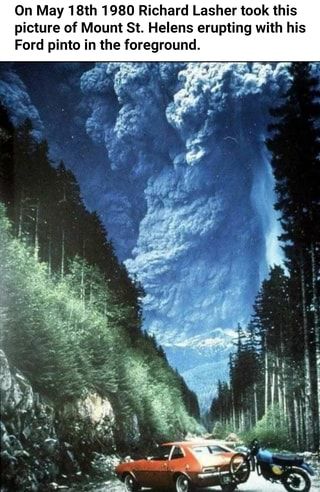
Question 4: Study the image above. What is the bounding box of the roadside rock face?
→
[0,350,59,490]
[0,350,117,491]
[78,393,115,424]
[58,392,116,472]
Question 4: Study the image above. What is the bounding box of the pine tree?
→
[0,104,14,209]
[266,63,320,449]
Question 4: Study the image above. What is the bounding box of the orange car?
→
[115,440,237,492]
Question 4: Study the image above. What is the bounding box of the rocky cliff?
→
[0,350,118,491]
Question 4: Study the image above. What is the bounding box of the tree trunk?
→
[279,330,286,423]
[276,356,284,423]
[253,382,258,425]
[293,394,300,449]
[34,202,39,261]
[47,234,52,276]
[299,393,306,448]
[300,259,314,449]
[230,385,236,431]
[240,408,245,433]
[17,190,24,238]
[265,338,269,415]
[271,363,276,427]
[310,242,320,446]
[61,228,65,278]
[282,358,288,424]
[80,263,85,310]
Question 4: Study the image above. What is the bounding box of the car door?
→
[167,445,189,481]
[129,458,153,487]
[141,445,173,488]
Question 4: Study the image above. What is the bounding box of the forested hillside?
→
[211,63,320,451]
[0,101,200,448]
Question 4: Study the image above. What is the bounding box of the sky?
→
[0,62,292,409]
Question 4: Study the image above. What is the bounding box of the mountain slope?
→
[162,329,235,412]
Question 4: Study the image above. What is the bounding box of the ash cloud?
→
[0,65,43,139]
[1,62,291,342]
[80,63,185,257]
[81,63,184,174]
[81,62,290,343]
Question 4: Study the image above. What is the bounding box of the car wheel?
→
[175,473,194,492]
[123,473,140,492]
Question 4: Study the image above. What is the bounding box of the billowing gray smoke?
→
[81,63,289,346]
[0,65,43,139]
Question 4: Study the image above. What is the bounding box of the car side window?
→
[208,445,225,454]
[192,445,226,455]
[150,445,172,461]
[192,446,210,455]
[170,446,184,460]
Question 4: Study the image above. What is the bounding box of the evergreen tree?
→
[209,64,319,450]
[266,63,320,449]
[0,104,14,209]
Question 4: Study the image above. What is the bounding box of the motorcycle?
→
[229,439,315,492]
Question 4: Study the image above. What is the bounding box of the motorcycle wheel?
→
[229,453,250,483]
[281,467,311,492]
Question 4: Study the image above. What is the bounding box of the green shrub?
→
[242,406,295,450]
[211,421,226,439]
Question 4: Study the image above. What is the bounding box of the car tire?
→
[175,473,195,492]
[123,473,140,492]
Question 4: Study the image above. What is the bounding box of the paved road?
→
[234,471,319,491]
[68,470,319,492]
